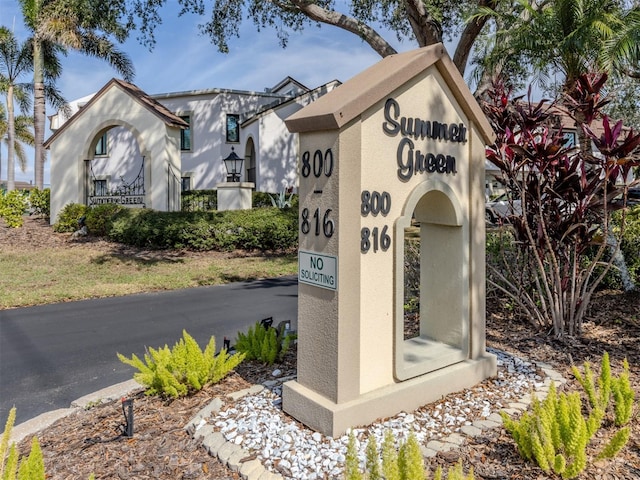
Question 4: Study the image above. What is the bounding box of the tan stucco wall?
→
[49,85,182,223]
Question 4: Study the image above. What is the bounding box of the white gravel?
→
[209,348,544,479]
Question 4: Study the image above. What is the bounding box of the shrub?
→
[1,407,45,480]
[252,191,274,208]
[344,431,474,480]
[587,205,640,291]
[182,189,217,212]
[404,238,421,314]
[84,204,126,237]
[501,353,635,478]
[53,203,89,233]
[28,188,50,218]
[618,205,640,286]
[0,190,28,228]
[482,74,640,337]
[107,208,298,251]
[235,320,295,366]
[117,330,245,398]
[344,432,364,480]
[229,208,298,251]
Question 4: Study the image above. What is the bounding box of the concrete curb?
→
[10,379,143,445]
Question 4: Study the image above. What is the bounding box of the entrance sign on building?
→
[283,44,498,437]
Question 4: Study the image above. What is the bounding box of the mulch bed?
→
[6,217,640,479]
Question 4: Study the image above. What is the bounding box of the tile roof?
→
[44,78,188,148]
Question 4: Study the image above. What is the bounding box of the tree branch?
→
[282,0,397,57]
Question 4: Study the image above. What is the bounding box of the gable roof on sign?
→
[44,78,189,148]
[285,44,495,144]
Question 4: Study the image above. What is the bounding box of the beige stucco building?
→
[44,77,339,223]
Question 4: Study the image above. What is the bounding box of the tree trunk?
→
[7,84,16,192]
[33,38,46,190]
[402,0,442,46]
[453,0,497,76]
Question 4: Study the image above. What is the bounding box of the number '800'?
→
[301,149,333,178]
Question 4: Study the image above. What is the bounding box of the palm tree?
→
[0,27,33,191]
[601,6,640,79]
[472,0,640,96]
[19,0,134,189]
[0,103,35,186]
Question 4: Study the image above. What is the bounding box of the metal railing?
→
[88,158,145,207]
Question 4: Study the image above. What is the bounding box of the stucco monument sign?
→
[283,44,498,437]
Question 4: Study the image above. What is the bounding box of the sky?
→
[0,0,421,185]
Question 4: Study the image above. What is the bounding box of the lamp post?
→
[223,147,243,182]
[217,147,253,210]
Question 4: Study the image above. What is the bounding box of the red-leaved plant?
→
[482,73,640,337]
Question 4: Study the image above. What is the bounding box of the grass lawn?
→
[0,219,297,309]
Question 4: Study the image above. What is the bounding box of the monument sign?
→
[284,44,497,437]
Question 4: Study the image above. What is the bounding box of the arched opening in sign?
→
[394,181,469,381]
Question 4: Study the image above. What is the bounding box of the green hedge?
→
[85,204,127,237]
[54,203,298,251]
[181,189,217,212]
[107,207,298,251]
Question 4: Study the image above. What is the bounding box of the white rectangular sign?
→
[298,251,337,291]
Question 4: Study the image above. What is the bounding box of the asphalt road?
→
[0,276,298,425]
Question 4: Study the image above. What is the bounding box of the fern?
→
[611,358,635,426]
[598,352,612,411]
[596,427,630,460]
[365,434,381,480]
[235,321,295,366]
[3,444,18,480]
[118,330,245,398]
[344,432,363,480]
[444,461,474,480]
[17,437,44,480]
[399,433,425,480]
[572,361,597,408]
[1,407,15,475]
[343,430,473,480]
[502,353,636,479]
[432,465,443,480]
[381,430,400,480]
[1,408,46,480]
